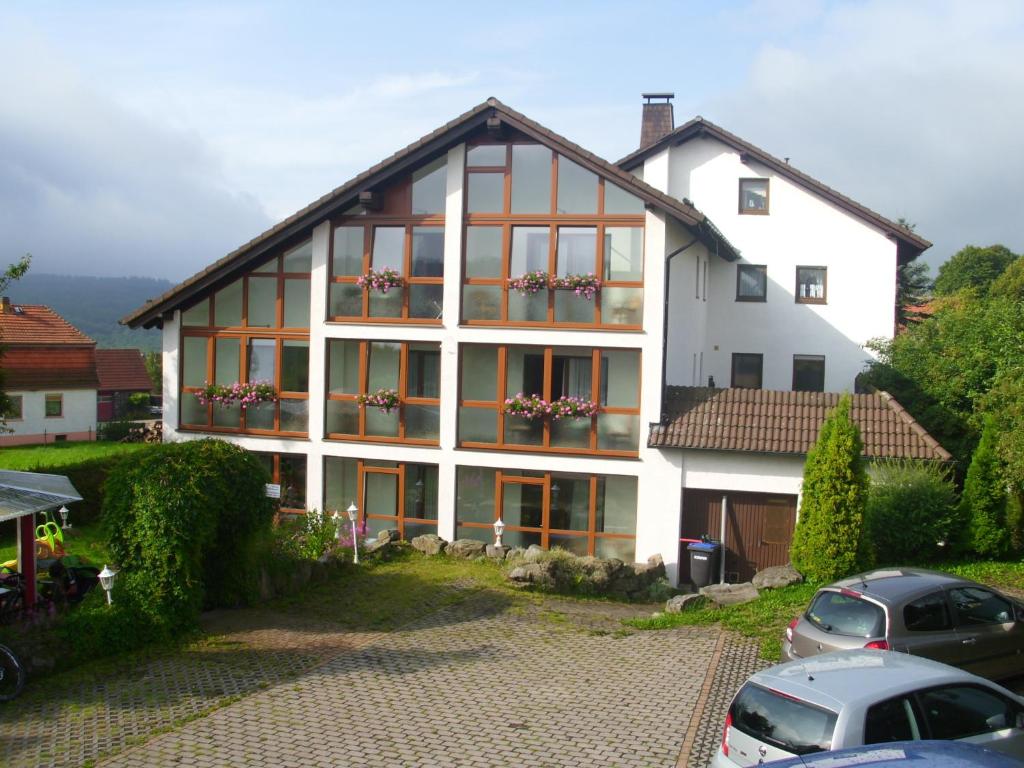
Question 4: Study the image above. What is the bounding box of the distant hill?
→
[5,273,174,352]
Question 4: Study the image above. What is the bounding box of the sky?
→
[1,0,1021,281]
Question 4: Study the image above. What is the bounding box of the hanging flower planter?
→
[503,393,551,420]
[357,267,403,293]
[508,270,550,296]
[357,388,401,414]
[196,380,278,408]
[550,273,602,300]
[550,396,599,420]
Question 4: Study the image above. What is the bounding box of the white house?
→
[124,95,948,585]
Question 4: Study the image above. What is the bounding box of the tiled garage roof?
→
[96,349,153,392]
[650,386,951,461]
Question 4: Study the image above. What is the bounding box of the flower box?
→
[197,380,278,408]
[503,393,551,420]
[357,267,403,293]
[550,273,602,300]
[550,396,598,420]
[357,388,400,413]
[508,271,550,296]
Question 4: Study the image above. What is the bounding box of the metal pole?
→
[719,494,727,585]
[351,518,359,564]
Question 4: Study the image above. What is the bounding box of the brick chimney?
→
[640,93,675,148]
[1,297,10,314]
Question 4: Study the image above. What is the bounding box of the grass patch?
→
[628,582,819,660]
[0,440,149,470]
[0,519,110,565]
[942,560,1024,593]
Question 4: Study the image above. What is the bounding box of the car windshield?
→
[806,591,886,637]
[730,682,837,756]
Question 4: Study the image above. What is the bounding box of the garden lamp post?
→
[98,564,118,606]
[493,517,505,548]
[58,505,70,530]
[347,502,359,564]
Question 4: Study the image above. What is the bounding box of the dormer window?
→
[739,178,769,215]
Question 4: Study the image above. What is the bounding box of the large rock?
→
[634,553,667,583]
[752,563,803,590]
[666,593,708,613]
[504,546,527,561]
[522,544,546,563]
[362,538,390,555]
[508,563,552,587]
[700,581,759,607]
[486,544,507,560]
[447,539,487,559]
[411,534,447,556]
[377,528,401,544]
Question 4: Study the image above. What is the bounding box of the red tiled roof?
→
[95,349,153,392]
[0,304,94,346]
[650,386,951,461]
[1,347,99,390]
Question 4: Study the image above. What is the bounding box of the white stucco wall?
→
[4,389,97,441]
[680,450,804,500]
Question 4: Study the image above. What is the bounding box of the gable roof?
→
[617,116,931,261]
[2,347,99,390]
[124,98,741,329]
[0,304,95,346]
[96,349,153,392]
[650,386,951,461]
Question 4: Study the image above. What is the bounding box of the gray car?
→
[781,568,1024,681]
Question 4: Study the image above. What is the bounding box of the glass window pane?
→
[365,472,398,518]
[213,401,241,428]
[411,228,444,277]
[279,399,308,433]
[462,285,502,321]
[949,588,1014,625]
[409,284,443,320]
[503,414,543,445]
[214,279,243,327]
[365,407,399,437]
[328,340,360,394]
[737,265,767,300]
[551,348,593,399]
[467,172,504,213]
[247,276,277,327]
[215,338,240,385]
[253,257,277,273]
[180,392,207,425]
[596,413,639,451]
[333,227,364,277]
[461,345,498,401]
[325,399,359,435]
[458,407,497,443]
[279,455,307,509]
[411,157,446,215]
[508,291,547,322]
[740,179,769,212]
[550,416,591,448]
[604,228,643,281]
[465,226,503,278]
[182,337,208,388]
[467,144,506,167]
[601,287,643,325]
[372,227,405,272]
[407,343,440,398]
[282,341,309,392]
[503,482,543,528]
[549,474,590,531]
[732,354,763,389]
[601,350,640,407]
[456,466,496,524]
[324,456,359,514]
[596,475,637,534]
[367,342,400,391]
[604,182,645,214]
[329,283,363,318]
[556,227,597,276]
[595,537,635,561]
[511,145,552,214]
[404,464,439,520]
[556,155,597,214]
[510,226,550,275]
[505,346,546,398]
[793,355,825,393]
[797,267,827,301]
[245,400,275,430]
[247,338,276,384]
[549,534,588,556]
[368,287,404,318]
[182,298,210,327]
[864,698,915,745]
[554,291,594,323]
[917,686,1016,739]
[283,279,310,327]
[405,404,439,441]
[283,239,312,272]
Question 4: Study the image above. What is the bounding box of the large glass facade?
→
[324,457,439,540]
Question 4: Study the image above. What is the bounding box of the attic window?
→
[739,178,769,215]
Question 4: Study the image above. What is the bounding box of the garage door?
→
[680,489,797,585]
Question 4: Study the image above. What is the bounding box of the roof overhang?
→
[0,470,83,523]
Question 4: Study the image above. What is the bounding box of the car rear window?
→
[807,590,886,637]
[730,682,837,756]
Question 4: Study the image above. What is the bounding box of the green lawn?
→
[0,440,148,470]
[0,520,111,566]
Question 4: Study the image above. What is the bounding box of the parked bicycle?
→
[0,642,25,701]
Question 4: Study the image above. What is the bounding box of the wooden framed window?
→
[254,452,307,513]
[6,395,22,420]
[462,141,645,329]
[736,264,767,302]
[793,355,825,392]
[731,353,763,389]
[325,339,440,445]
[455,466,637,559]
[739,178,769,214]
[324,457,438,540]
[44,393,62,418]
[458,343,641,456]
[796,266,827,304]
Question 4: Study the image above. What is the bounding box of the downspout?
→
[660,236,700,422]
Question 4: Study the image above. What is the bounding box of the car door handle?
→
[962,638,977,645]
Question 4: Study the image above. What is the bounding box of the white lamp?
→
[347,502,359,564]
[493,518,505,548]
[58,505,71,530]
[98,565,118,605]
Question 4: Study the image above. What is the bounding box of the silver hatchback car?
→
[781,568,1024,681]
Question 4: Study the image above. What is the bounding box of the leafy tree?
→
[143,350,162,394]
[790,395,869,582]
[959,417,1012,557]
[989,256,1024,301]
[0,255,32,431]
[896,260,932,327]
[933,244,1017,296]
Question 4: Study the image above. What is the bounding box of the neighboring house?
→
[124,95,948,584]
[95,349,153,421]
[0,298,99,445]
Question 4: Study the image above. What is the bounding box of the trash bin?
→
[687,540,721,588]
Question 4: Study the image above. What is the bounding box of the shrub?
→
[960,417,1013,557]
[790,395,869,582]
[864,459,959,565]
[273,510,338,561]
